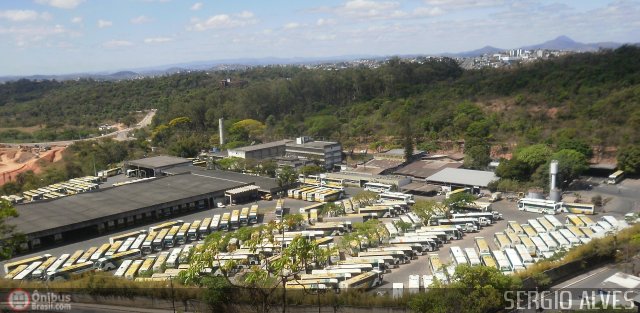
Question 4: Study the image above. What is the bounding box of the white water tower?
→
[219,118,225,145]
[549,160,561,202]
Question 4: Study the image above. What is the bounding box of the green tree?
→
[276,166,297,189]
[516,144,553,170]
[0,199,25,259]
[352,190,378,206]
[617,144,640,175]
[464,144,491,170]
[232,119,266,141]
[557,138,593,159]
[551,149,589,188]
[443,192,477,213]
[411,200,445,226]
[495,157,531,181]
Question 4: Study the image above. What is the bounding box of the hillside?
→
[0,46,639,152]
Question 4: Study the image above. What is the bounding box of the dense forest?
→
[1,46,639,151]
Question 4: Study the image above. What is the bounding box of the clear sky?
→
[1,0,638,75]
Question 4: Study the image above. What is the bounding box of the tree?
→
[352,190,378,206]
[495,157,531,181]
[298,165,324,177]
[276,166,297,189]
[232,119,266,141]
[320,203,344,217]
[443,192,477,213]
[464,144,491,170]
[183,222,330,313]
[411,200,445,226]
[551,149,589,188]
[516,144,553,170]
[557,138,593,159]
[0,199,25,259]
[617,144,640,175]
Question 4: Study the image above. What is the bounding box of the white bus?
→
[210,215,221,231]
[31,256,57,279]
[530,236,550,256]
[559,229,581,246]
[13,261,43,280]
[428,253,444,275]
[518,236,537,257]
[449,246,468,266]
[491,250,512,274]
[166,247,183,269]
[199,218,212,239]
[338,271,383,289]
[187,220,201,242]
[176,223,191,245]
[549,231,571,249]
[474,237,491,255]
[378,192,414,204]
[164,226,180,248]
[601,216,620,229]
[113,259,133,278]
[152,252,169,272]
[109,230,145,244]
[46,254,70,276]
[518,198,562,215]
[153,228,170,252]
[240,207,250,226]
[364,182,393,193]
[464,247,481,266]
[94,249,142,271]
[562,203,596,215]
[607,170,624,184]
[358,250,407,266]
[130,234,146,251]
[118,237,136,253]
[504,248,525,272]
[249,205,259,224]
[90,243,111,261]
[521,224,538,238]
[514,244,534,267]
[106,241,123,257]
[46,261,94,281]
[527,219,547,234]
[5,265,28,279]
[230,210,240,230]
[544,215,564,230]
[64,249,85,267]
[537,217,555,233]
[385,222,399,238]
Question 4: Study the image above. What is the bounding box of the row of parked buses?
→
[3,206,262,282]
[7,176,101,203]
[287,185,344,203]
[421,214,631,281]
[517,198,596,215]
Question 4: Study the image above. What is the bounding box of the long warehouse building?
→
[6,173,250,250]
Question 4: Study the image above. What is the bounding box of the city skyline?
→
[1,0,639,75]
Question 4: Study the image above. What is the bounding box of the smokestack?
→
[549,160,561,202]
[219,118,225,145]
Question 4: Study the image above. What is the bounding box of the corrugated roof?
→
[425,168,497,187]
[229,140,292,152]
[394,160,462,178]
[126,155,192,169]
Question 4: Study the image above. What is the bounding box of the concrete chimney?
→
[549,160,561,202]
[219,118,225,145]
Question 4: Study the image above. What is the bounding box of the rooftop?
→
[164,167,280,192]
[125,155,192,169]
[229,140,292,152]
[399,182,441,193]
[376,149,424,157]
[8,174,246,236]
[394,160,462,178]
[286,140,339,149]
[425,168,497,187]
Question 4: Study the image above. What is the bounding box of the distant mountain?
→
[521,35,622,51]
[446,45,504,58]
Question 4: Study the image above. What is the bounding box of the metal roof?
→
[425,168,497,187]
[394,160,462,178]
[125,155,192,169]
[8,174,246,237]
[164,167,281,192]
[225,185,260,195]
[229,140,292,152]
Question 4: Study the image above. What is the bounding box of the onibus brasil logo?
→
[7,289,71,311]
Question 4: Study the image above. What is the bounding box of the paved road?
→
[0,109,156,147]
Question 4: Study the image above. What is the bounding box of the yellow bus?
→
[481,254,497,269]
[562,203,595,215]
[494,232,511,250]
[474,237,490,255]
[521,224,537,237]
[566,215,586,228]
[577,214,596,227]
[64,249,85,267]
[507,221,524,234]
[78,246,98,263]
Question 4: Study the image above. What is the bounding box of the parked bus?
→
[46,254,70,276]
[358,206,393,218]
[364,182,393,193]
[378,192,415,204]
[94,249,142,271]
[106,241,123,257]
[562,202,595,215]
[474,237,491,255]
[210,215,221,232]
[544,215,564,230]
[90,243,111,261]
[504,248,525,272]
[240,207,249,226]
[549,231,571,249]
[518,235,537,257]
[5,265,28,280]
[577,215,596,227]
[530,236,550,257]
[607,170,625,184]
[566,214,586,228]
[494,232,511,250]
[517,198,561,215]
[31,256,57,279]
[338,271,383,289]
[199,218,212,239]
[152,252,169,272]
[504,230,521,246]
[491,250,512,274]
[109,230,145,244]
[46,261,94,281]
[428,253,444,275]
[230,210,240,230]
[514,244,535,267]
[249,205,259,224]
[187,220,201,242]
[152,228,170,252]
[176,222,191,245]
[537,217,555,233]
[130,234,146,251]
[507,221,524,234]
[438,218,479,233]
[464,248,481,266]
[559,229,581,246]
[64,249,85,267]
[445,188,470,199]
[519,224,536,238]
[286,278,340,290]
[579,227,596,239]
[78,247,97,264]
[538,233,558,251]
[421,226,463,241]
[481,254,497,269]
[449,246,468,266]
[179,245,194,264]
[299,272,352,282]
[14,261,43,280]
[138,256,156,275]
[307,222,347,236]
[368,246,415,260]
[164,226,180,248]
[566,225,586,239]
[125,260,144,280]
[165,247,183,269]
[118,237,136,253]
[385,223,399,238]
[141,231,158,255]
[113,260,133,278]
[4,254,51,274]
[527,219,547,234]
[149,220,183,233]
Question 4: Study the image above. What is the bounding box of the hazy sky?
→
[1,0,638,75]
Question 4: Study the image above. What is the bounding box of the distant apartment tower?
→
[285,137,342,170]
[227,140,292,160]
